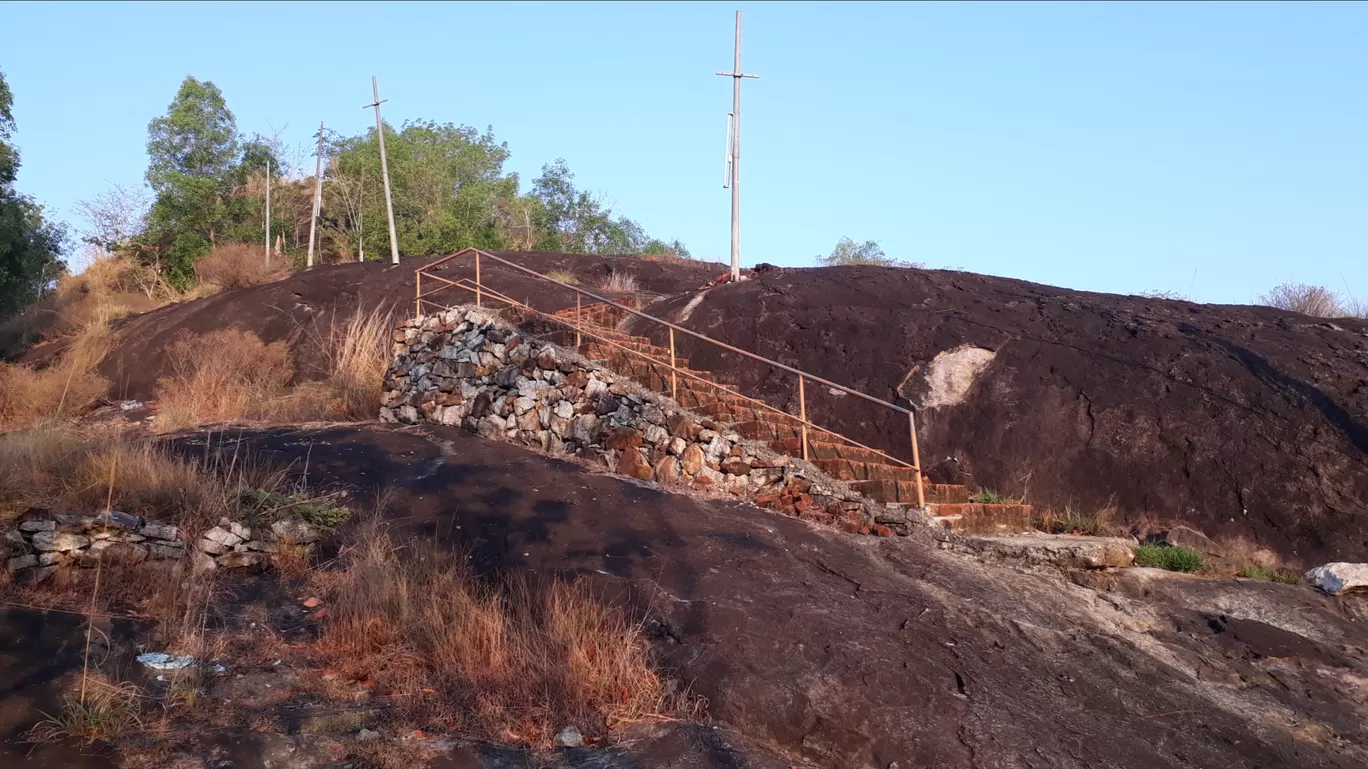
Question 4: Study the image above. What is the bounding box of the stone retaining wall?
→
[3,509,321,584]
[380,306,915,536]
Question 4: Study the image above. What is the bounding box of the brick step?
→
[696,401,767,423]
[812,458,923,484]
[850,479,971,506]
[769,438,892,465]
[929,503,1034,535]
[736,419,804,441]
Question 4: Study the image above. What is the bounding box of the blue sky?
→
[3,1,1365,304]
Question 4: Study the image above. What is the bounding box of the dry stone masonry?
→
[3,508,322,584]
[382,306,907,536]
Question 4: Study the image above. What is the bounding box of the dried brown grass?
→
[151,307,392,430]
[0,318,114,431]
[194,243,290,290]
[152,330,296,430]
[316,520,681,747]
[597,270,639,294]
[0,426,287,532]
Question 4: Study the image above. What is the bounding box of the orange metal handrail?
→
[414,248,925,507]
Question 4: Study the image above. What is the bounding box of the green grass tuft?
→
[1038,506,1112,536]
[1237,565,1303,584]
[1134,543,1205,572]
[973,488,1006,504]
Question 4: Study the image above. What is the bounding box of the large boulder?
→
[1305,563,1368,596]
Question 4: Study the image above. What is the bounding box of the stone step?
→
[812,458,923,484]
[929,503,1034,535]
[849,479,971,506]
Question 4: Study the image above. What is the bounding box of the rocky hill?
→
[40,253,1368,562]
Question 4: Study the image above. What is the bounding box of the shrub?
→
[597,270,639,294]
[1256,282,1345,318]
[1134,543,1205,572]
[319,305,393,420]
[317,521,681,747]
[153,329,294,430]
[239,488,351,529]
[1237,565,1303,584]
[194,242,289,290]
[0,316,114,431]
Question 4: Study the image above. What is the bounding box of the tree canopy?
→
[0,68,66,318]
[816,237,919,268]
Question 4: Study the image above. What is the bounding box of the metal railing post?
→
[909,411,925,508]
[576,295,582,347]
[669,328,678,400]
[415,271,422,318]
[475,251,482,307]
[798,374,809,462]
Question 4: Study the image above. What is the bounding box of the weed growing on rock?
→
[1134,543,1205,572]
[1237,565,1303,584]
[239,488,351,529]
[973,489,1014,504]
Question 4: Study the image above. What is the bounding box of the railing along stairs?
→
[414,248,926,508]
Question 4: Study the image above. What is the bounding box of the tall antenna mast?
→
[716,10,758,282]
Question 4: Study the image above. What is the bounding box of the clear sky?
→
[3,1,1365,304]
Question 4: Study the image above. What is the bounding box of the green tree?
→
[529,159,675,254]
[0,69,66,318]
[816,237,921,268]
[142,76,241,284]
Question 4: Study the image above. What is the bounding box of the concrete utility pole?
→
[716,10,758,283]
[364,76,401,265]
[307,121,325,268]
[264,158,271,265]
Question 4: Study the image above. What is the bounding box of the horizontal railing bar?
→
[418,248,912,415]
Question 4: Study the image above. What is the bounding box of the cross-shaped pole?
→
[716,10,758,283]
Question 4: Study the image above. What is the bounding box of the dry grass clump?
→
[314,305,393,420]
[194,242,290,290]
[546,269,580,285]
[1036,505,1115,537]
[29,675,146,745]
[597,270,639,294]
[316,521,680,747]
[153,307,392,430]
[0,318,114,431]
[0,427,287,532]
[1256,282,1346,318]
[153,330,296,430]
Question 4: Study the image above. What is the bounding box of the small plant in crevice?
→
[1237,564,1303,585]
[972,488,1014,504]
[1134,543,1205,572]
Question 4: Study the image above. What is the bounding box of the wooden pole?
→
[306,121,324,268]
[364,76,401,265]
[798,374,808,462]
[669,328,678,400]
[909,412,925,509]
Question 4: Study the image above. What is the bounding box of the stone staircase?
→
[531,301,1033,535]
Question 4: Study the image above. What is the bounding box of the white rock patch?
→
[905,346,997,409]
